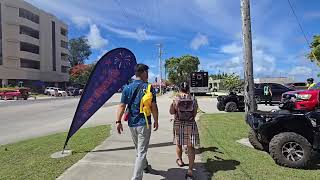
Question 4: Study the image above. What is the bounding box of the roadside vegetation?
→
[199,113,320,180]
[0,125,111,180]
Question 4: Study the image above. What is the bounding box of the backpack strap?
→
[127,83,144,114]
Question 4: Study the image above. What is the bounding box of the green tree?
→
[222,73,242,91]
[69,36,92,67]
[210,72,229,80]
[165,55,200,84]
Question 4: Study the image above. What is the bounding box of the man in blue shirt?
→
[116,64,159,180]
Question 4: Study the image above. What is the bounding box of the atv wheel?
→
[269,132,313,168]
[217,102,225,111]
[225,102,237,112]
[248,129,268,151]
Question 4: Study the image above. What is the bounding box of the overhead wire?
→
[287,0,318,62]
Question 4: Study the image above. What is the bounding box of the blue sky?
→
[26,0,320,82]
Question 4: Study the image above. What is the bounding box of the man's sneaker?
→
[144,165,151,173]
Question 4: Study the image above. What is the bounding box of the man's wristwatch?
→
[116,120,122,124]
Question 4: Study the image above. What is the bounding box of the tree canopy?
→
[69,64,94,85]
[68,36,92,67]
[222,73,242,91]
[209,72,229,80]
[165,55,200,85]
[308,35,320,64]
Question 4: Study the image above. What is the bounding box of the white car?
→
[49,88,67,97]
[44,87,56,95]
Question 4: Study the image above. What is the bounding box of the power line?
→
[287,0,318,61]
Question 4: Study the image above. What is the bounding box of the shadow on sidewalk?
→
[73,142,174,154]
[148,157,240,180]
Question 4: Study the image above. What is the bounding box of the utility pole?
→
[241,0,257,115]
[157,43,163,94]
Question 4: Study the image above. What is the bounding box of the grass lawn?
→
[199,113,320,180]
[0,125,111,180]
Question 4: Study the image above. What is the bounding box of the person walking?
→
[263,84,272,106]
[116,64,159,180]
[169,82,200,180]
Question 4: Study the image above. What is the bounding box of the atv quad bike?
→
[217,92,245,112]
[247,109,320,168]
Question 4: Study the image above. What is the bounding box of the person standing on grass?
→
[116,63,159,180]
[263,84,272,106]
[170,82,200,180]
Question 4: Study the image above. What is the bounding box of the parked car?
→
[284,82,307,90]
[217,92,245,112]
[66,87,80,96]
[0,88,30,100]
[49,88,67,97]
[44,87,56,95]
[254,83,293,104]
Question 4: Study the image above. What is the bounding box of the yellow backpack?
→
[140,84,153,129]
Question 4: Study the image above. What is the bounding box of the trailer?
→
[190,71,209,94]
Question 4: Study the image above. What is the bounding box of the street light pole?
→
[157,43,163,94]
[241,0,257,115]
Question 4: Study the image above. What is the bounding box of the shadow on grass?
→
[196,146,224,155]
[73,142,174,154]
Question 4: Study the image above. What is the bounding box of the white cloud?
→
[87,24,109,49]
[221,43,242,54]
[204,40,276,77]
[190,33,209,50]
[102,25,164,41]
[289,66,312,76]
[71,16,91,28]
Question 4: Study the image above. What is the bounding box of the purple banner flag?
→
[63,48,137,148]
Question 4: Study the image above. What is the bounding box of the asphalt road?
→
[0,93,277,145]
[0,94,122,145]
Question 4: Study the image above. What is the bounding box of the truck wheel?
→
[217,102,225,111]
[248,129,268,151]
[13,96,18,100]
[225,102,237,112]
[269,132,313,168]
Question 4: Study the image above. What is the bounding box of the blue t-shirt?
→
[121,80,157,127]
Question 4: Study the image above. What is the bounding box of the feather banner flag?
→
[63,48,136,149]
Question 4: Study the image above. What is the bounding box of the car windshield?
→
[310,83,320,90]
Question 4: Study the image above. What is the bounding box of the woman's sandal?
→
[176,158,185,167]
[185,173,194,180]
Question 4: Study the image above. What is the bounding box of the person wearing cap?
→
[307,78,316,89]
[116,63,159,180]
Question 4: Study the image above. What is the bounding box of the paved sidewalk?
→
[57,93,208,180]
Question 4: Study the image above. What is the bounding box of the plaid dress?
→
[171,94,200,147]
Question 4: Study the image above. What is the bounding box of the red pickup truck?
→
[282,83,320,111]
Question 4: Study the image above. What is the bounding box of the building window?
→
[19,8,39,24]
[20,25,39,39]
[61,53,68,61]
[20,42,39,54]
[61,40,68,49]
[20,58,40,69]
[61,28,67,36]
[61,66,68,73]
[52,21,56,71]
